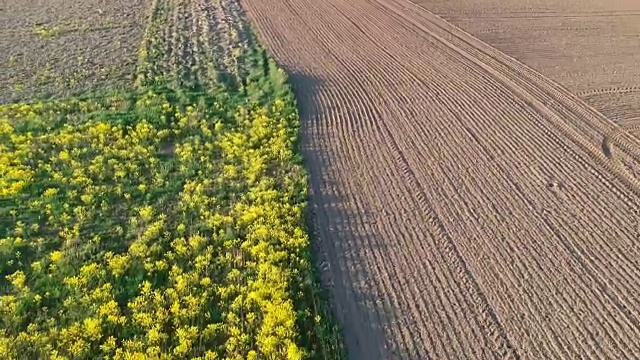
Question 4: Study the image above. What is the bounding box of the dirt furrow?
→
[396,1,640,354]
[245,0,500,358]
[282,0,524,356]
[247,3,442,356]
[389,0,640,160]
[376,0,640,310]
[240,0,640,358]
[276,0,510,356]
[248,0,516,356]
[380,0,640,192]
[390,94,631,358]
[320,2,640,352]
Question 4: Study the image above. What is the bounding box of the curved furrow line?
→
[371,107,518,359]
[444,191,597,358]
[385,0,640,167]
[292,12,488,360]
[311,71,465,359]
[385,82,621,358]
[499,115,640,345]
[416,128,598,358]
[340,3,640,340]
[304,91,400,358]
[331,0,520,116]
[437,86,640,279]
[272,0,516,358]
[298,3,596,360]
[328,0,640,221]
[348,0,640,354]
[380,0,640,195]
[368,132,488,357]
[306,79,415,358]
[302,16,536,352]
[242,0,452,354]
[525,137,640,284]
[449,150,635,358]
[237,1,295,63]
[502,96,637,284]
[278,3,504,358]
[241,0,640,358]
[477,112,640,310]
[411,121,578,359]
[460,90,640,279]
[344,81,507,357]
[344,2,640,358]
[340,144,438,359]
[239,4,405,357]
[450,143,640,358]
[623,123,640,131]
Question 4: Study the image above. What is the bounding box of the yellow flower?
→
[99,300,120,322]
[80,194,93,204]
[138,206,153,221]
[83,317,102,340]
[107,254,130,277]
[100,336,117,353]
[68,339,89,357]
[58,150,70,161]
[31,261,42,272]
[204,351,219,360]
[79,262,100,280]
[6,271,26,289]
[146,326,163,344]
[43,188,58,197]
[50,250,65,263]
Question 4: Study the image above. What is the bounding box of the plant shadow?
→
[285,68,410,360]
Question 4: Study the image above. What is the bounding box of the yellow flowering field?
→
[0,36,343,360]
[0,0,345,357]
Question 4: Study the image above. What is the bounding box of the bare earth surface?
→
[414,0,640,128]
[240,0,640,358]
[0,0,149,103]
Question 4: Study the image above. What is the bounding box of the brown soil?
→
[414,0,640,127]
[240,0,640,358]
[0,0,149,103]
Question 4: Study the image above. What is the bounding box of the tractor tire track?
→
[240,0,640,358]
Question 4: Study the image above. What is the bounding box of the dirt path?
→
[240,0,640,358]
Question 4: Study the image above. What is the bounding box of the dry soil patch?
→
[0,0,149,103]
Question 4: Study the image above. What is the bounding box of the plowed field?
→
[415,0,640,130]
[240,0,640,358]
